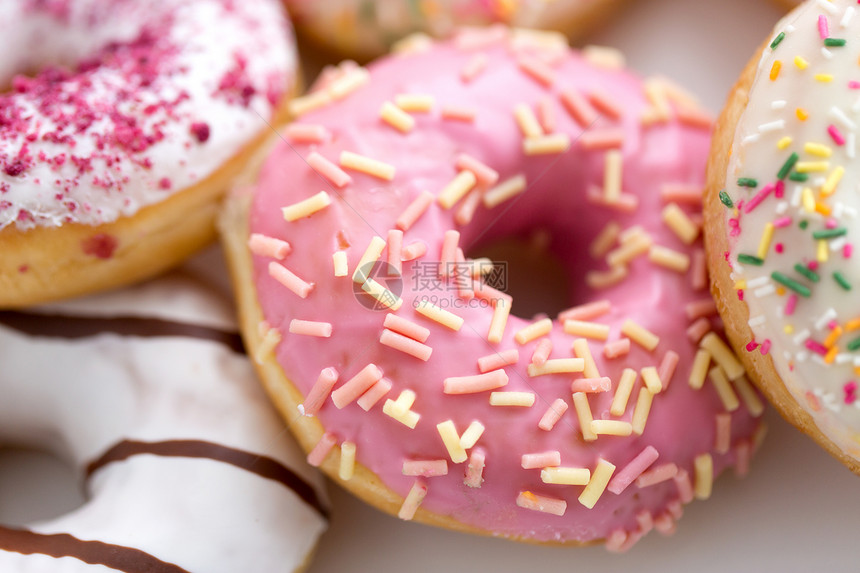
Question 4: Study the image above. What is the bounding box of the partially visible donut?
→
[0,0,298,307]
[0,272,328,572]
[705,0,860,474]
[222,28,765,550]
[283,0,626,59]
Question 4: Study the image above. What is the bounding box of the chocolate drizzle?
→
[86,439,328,518]
[0,311,245,354]
[0,525,190,572]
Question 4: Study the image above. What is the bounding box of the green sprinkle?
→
[719,190,734,208]
[834,271,852,291]
[799,220,809,230]
[794,263,820,283]
[848,337,860,352]
[777,152,799,180]
[737,177,758,188]
[824,38,847,47]
[789,172,809,182]
[812,227,848,240]
[770,32,786,49]
[738,254,764,266]
[771,271,812,297]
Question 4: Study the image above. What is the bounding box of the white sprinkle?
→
[793,329,811,346]
[847,133,856,159]
[831,105,856,129]
[835,353,852,365]
[815,308,838,330]
[790,185,803,208]
[830,237,847,252]
[842,6,855,27]
[821,47,833,60]
[753,284,776,298]
[771,100,787,110]
[742,133,761,145]
[816,0,837,14]
[775,201,788,215]
[748,315,766,328]
[746,275,771,289]
[796,350,809,363]
[758,120,785,133]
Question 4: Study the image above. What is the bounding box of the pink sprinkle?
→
[673,469,694,504]
[384,313,430,343]
[715,412,732,454]
[844,381,857,404]
[607,445,659,495]
[441,105,476,122]
[454,189,483,226]
[307,432,337,467]
[443,370,509,394]
[691,248,707,291]
[808,260,819,271]
[284,123,329,144]
[676,106,713,130]
[845,244,854,258]
[538,398,568,431]
[658,350,680,389]
[289,319,333,338]
[828,124,846,145]
[460,53,489,83]
[775,243,784,254]
[464,449,486,488]
[588,89,623,120]
[849,80,860,89]
[307,151,352,188]
[734,441,752,477]
[784,294,799,316]
[331,364,384,408]
[248,233,291,259]
[380,329,433,361]
[558,299,611,322]
[605,530,628,553]
[760,339,772,355]
[654,514,677,536]
[571,376,612,393]
[745,340,759,352]
[387,229,403,275]
[738,289,745,301]
[635,463,679,488]
[686,317,711,344]
[603,338,631,359]
[560,89,598,127]
[396,191,434,231]
[828,319,840,330]
[743,183,775,213]
[579,128,626,151]
[268,262,314,298]
[805,339,829,356]
[477,348,519,372]
[402,459,449,477]
[636,511,655,535]
[537,97,556,133]
[401,241,428,261]
[439,230,461,277]
[531,338,553,366]
[356,377,392,411]
[521,451,561,469]
[302,367,340,416]
[685,299,718,320]
[660,183,703,205]
[819,14,830,39]
[398,481,428,520]
[517,55,555,87]
[189,122,211,143]
[515,491,567,516]
[826,217,839,229]
[455,153,499,187]
[774,179,785,199]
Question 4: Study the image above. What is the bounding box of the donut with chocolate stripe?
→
[0,273,327,572]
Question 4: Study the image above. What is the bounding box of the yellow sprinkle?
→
[689,349,711,390]
[640,366,663,394]
[794,56,809,69]
[606,232,653,267]
[487,299,512,343]
[620,319,660,351]
[483,174,528,208]
[815,202,832,216]
[459,421,485,449]
[648,245,691,273]
[586,266,628,290]
[437,170,478,209]
[589,221,622,259]
[332,251,348,277]
[757,222,775,260]
[282,191,332,222]
[513,103,544,138]
[514,317,552,345]
[523,133,571,155]
[489,391,536,407]
[572,392,597,442]
[380,101,416,133]
[541,467,591,486]
[394,93,435,112]
[709,366,740,412]
[437,420,467,463]
[339,441,356,480]
[777,136,793,150]
[776,286,786,296]
[700,332,745,380]
[732,376,765,417]
[340,151,396,181]
[694,453,713,500]
[804,142,832,157]
[527,358,585,377]
[631,387,654,435]
[801,187,817,213]
[603,150,623,202]
[563,319,611,341]
[361,278,403,311]
[579,458,616,509]
[784,324,795,334]
[796,108,810,121]
[769,60,782,80]
[610,368,638,416]
[814,73,834,83]
[383,392,420,428]
[590,419,633,436]
[821,166,845,197]
[818,239,829,263]
[661,203,699,245]
[352,236,387,284]
[796,161,828,172]
[734,279,747,290]
[414,299,464,331]
[288,90,333,117]
[572,338,600,378]
[327,67,371,100]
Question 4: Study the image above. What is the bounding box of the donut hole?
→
[467,230,571,320]
[0,447,84,526]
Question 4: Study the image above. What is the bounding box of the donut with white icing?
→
[283,0,626,59]
[0,0,298,307]
[0,272,328,571]
[705,0,860,474]
[222,28,766,550]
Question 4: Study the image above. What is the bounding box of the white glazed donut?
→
[0,271,328,572]
[0,0,298,307]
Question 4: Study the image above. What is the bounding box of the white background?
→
[3,0,860,572]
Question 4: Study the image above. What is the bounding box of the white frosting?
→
[0,0,296,230]
[0,274,327,572]
[724,0,860,461]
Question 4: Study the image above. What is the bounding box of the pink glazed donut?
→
[222,28,766,550]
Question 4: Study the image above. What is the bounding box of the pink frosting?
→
[247,30,764,548]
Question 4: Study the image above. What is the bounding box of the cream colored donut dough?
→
[283,0,626,59]
[222,29,766,550]
[705,0,860,474]
[0,273,328,571]
[0,0,298,307]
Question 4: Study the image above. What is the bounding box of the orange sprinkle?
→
[825,346,839,365]
[769,60,781,81]
[824,326,843,349]
[796,108,809,121]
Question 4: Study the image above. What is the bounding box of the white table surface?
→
[3,1,860,572]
